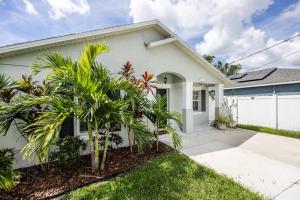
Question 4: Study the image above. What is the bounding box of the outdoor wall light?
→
[209,90,215,100]
[163,73,168,84]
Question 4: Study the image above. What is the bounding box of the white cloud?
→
[129,0,213,39]
[278,1,300,21]
[46,0,90,20]
[23,0,38,15]
[130,0,300,70]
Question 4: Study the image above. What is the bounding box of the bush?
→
[49,136,87,170]
[99,131,124,149]
[215,114,230,124]
[0,148,20,191]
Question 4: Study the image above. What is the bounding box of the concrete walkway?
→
[160,127,300,200]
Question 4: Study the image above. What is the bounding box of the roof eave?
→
[0,20,165,58]
[225,80,300,89]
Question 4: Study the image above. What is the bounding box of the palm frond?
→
[31,52,74,75]
[22,96,78,160]
[164,124,182,150]
[0,73,15,90]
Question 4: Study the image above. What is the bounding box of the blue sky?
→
[0,0,299,69]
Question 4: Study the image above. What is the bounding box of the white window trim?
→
[193,89,206,113]
[193,90,201,112]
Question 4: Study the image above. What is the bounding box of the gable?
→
[0,21,230,85]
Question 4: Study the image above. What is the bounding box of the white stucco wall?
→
[0,27,223,168]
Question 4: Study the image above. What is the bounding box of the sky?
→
[0,0,300,71]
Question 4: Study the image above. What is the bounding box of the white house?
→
[0,20,230,168]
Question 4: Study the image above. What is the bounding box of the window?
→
[80,119,121,132]
[193,90,206,112]
[80,119,88,132]
[193,91,200,111]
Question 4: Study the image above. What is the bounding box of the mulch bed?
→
[0,142,172,200]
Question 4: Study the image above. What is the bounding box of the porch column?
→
[182,81,193,133]
[215,83,224,117]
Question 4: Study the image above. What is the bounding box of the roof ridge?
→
[0,20,159,49]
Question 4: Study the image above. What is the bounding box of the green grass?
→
[63,152,264,200]
[237,124,300,139]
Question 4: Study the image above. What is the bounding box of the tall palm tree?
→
[144,95,182,151]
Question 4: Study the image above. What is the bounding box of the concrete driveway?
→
[160,127,300,200]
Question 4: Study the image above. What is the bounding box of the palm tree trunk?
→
[88,121,95,172]
[94,121,100,172]
[156,121,159,152]
[100,125,109,170]
[128,127,132,152]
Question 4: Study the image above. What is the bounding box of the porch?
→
[156,72,224,133]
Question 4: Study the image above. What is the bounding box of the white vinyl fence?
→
[225,94,300,131]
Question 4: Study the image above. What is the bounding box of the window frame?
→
[192,89,206,112]
[193,90,200,111]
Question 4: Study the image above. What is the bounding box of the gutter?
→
[225,80,300,90]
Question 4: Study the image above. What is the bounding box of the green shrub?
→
[49,136,87,170]
[99,131,124,149]
[0,148,20,191]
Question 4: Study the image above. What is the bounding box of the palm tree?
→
[23,43,151,172]
[119,63,158,152]
[0,74,48,143]
[144,95,182,151]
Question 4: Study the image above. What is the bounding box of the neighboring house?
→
[0,20,230,168]
[224,67,300,131]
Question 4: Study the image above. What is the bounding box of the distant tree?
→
[203,54,241,76]
[203,55,215,64]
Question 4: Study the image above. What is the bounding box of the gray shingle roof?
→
[226,68,300,88]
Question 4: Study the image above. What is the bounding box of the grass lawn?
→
[63,152,264,200]
[237,124,300,139]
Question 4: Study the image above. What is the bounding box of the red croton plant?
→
[119,61,157,151]
[120,61,157,94]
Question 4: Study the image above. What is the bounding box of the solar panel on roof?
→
[238,68,277,82]
[229,73,247,80]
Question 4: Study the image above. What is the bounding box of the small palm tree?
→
[144,95,182,151]
[23,43,152,172]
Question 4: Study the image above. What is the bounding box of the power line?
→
[249,48,300,71]
[229,33,300,64]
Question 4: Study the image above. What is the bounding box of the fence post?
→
[276,93,278,129]
[236,96,239,124]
